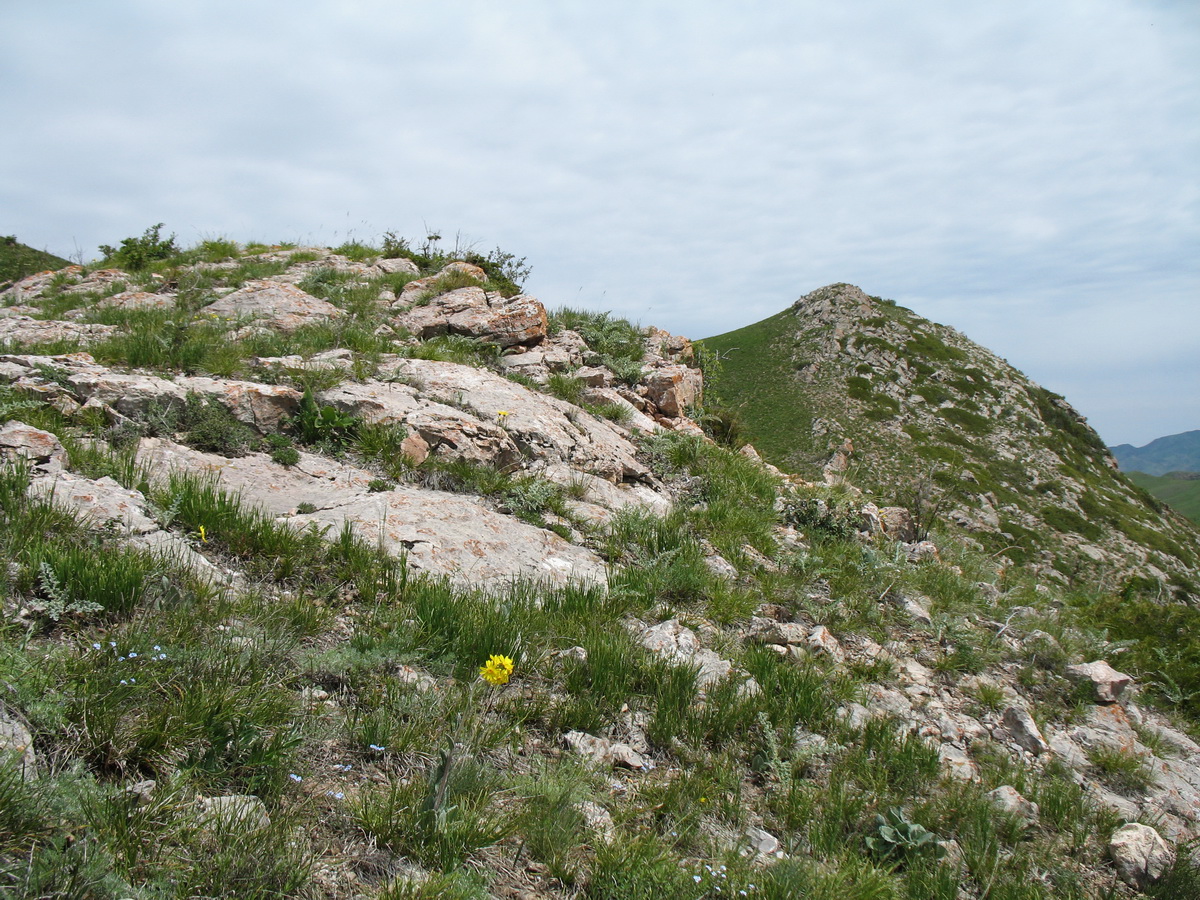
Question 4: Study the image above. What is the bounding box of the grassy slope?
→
[0,236,70,285]
[700,308,819,472]
[1129,471,1200,524]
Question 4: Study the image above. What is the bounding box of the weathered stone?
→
[747,619,809,646]
[642,363,702,417]
[68,371,186,416]
[0,267,82,302]
[1108,823,1174,889]
[202,280,344,332]
[1065,660,1132,704]
[0,709,37,780]
[175,377,302,432]
[807,625,845,663]
[1002,706,1050,755]
[988,785,1039,825]
[0,421,65,467]
[939,744,979,781]
[0,316,118,346]
[643,327,694,363]
[563,731,650,770]
[137,438,607,587]
[377,358,651,483]
[375,257,420,276]
[578,800,615,842]
[96,290,176,311]
[742,825,783,860]
[28,472,158,535]
[878,506,917,542]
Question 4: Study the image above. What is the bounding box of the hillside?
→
[1128,472,1200,526]
[700,284,1200,599]
[1112,431,1200,477]
[0,236,70,287]
[3,242,1200,898]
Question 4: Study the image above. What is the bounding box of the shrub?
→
[98,223,179,272]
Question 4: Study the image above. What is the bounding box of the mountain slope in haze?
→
[0,235,70,286]
[1111,430,1200,476]
[701,283,1200,595]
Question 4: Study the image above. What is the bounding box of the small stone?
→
[0,712,37,781]
[1108,823,1175,889]
[742,825,783,860]
[806,625,845,663]
[987,785,1039,825]
[578,800,615,842]
[563,731,650,770]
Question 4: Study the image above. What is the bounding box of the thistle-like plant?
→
[865,807,944,863]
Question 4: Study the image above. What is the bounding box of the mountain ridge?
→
[1111,430,1200,477]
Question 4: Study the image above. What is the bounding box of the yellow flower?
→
[198,525,208,543]
[479,654,514,686]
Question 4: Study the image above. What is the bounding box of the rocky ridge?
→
[2,247,1199,896]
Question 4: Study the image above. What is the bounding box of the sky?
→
[2,1,1197,448]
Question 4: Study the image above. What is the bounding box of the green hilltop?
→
[700,283,1199,596]
[0,236,70,287]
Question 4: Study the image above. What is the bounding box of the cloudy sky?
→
[3,1,1197,447]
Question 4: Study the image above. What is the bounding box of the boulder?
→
[0,709,37,780]
[96,290,176,311]
[0,316,118,347]
[1065,660,1132,704]
[175,377,302,432]
[68,371,186,416]
[396,287,548,348]
[0,421,65,469]
[642,363,702,417]
[201,280,344,332]
[1108,823,1174,889]
[375,257,420,276]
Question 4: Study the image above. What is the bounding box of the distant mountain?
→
[0,235,70,287]
[701,283,1200,595]
[1111,430,1200,476]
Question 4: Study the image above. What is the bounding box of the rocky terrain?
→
[702,283,1200,599]
[2,240,1200,898]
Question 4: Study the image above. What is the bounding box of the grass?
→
[0,234,70,285]
[3,237,1199,898]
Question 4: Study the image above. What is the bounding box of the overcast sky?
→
[3,1,1197,447]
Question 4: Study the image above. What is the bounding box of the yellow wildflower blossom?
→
[479,654,514,686]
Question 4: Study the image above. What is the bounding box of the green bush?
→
[98,223,179,272]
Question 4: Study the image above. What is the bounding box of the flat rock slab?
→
[137,438,606,587]
[379,358,652,483]
[0,316,118,347]
[202,280,344,332]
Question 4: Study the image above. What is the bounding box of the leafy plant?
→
[864,807,944,863]
[291,390,360,448]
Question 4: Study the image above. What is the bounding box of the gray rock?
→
[1108,823,1174,889]
[1002,706,1051,755]
[202,280,344,332]
[987,785,1039,825]
[742,825,784,860]
[0,421,65,469]
[1065,660,1132,704]
[563,731,650,770]
[0,316,118,347]
[0,710,37,780]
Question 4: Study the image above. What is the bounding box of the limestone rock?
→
[1108,823,1174,889]
[987,785,1039,825]
[939,744,979,782]
[68,371,186,416]
[175,377,302,432]
[1065,660,1132,704]
[742,825,783,860]
[0,421,65,469]
[96,289,176,311]
[642,363,702,417]
[807,625,845,663]
[0,709,37,780]
[375,257,420,276]
[1002,706,1051,755]
[579,800,615,842]
[202,280,344,332]
[563,731,650,770]
[0,316,118,347]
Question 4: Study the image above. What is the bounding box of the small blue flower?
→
[289,773,302,783]
[368,744,386,752]
[92,642,101,650]
[120,679,128,685]
[128,652,138,659]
